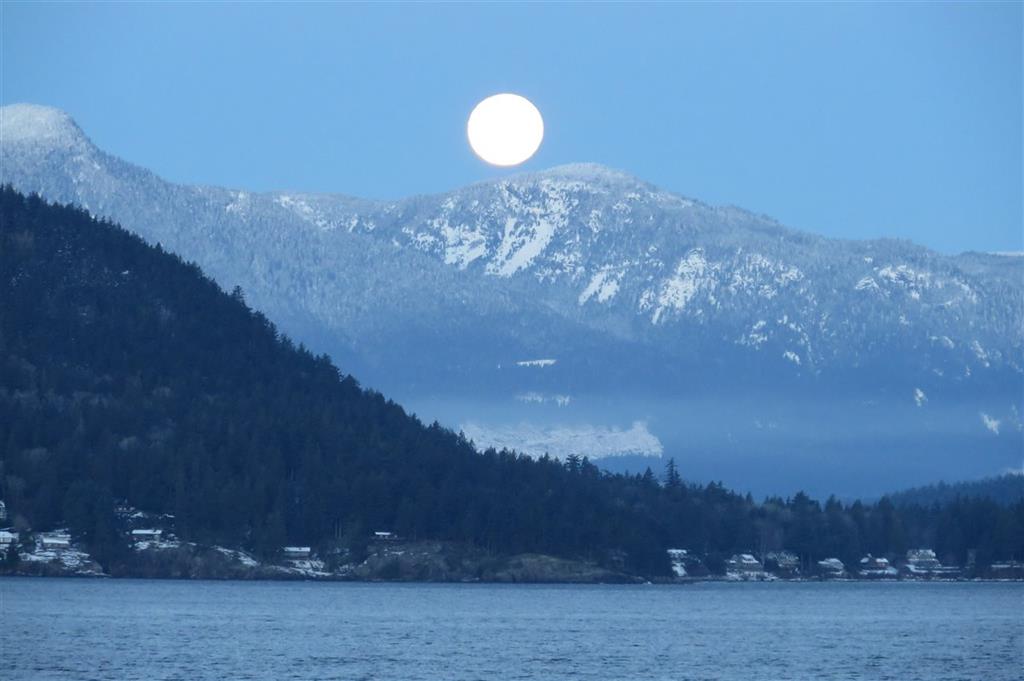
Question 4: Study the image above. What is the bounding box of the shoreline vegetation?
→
[3,190,1023,587]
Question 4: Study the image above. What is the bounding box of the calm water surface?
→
[2,578,1021,680]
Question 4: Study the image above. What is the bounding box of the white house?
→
[41,533,71,549]
[666,549,689,577]
[859,554,898,578]
[903,548,959,577]
[765,551,801,576]
[373,531,395,540]
[0,530,17,546]
[283,546,311,559]
[817,557,845,576]
[0,500,7,522]
[726,553,763,574]
[130,529,163,542]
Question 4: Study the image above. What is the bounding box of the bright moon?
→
[467,94,544,167]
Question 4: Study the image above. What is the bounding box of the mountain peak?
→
[1,103,87,147]
[535,162,638,182]
[521,162,658,190]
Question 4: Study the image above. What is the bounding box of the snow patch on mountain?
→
[275,195,332,229]
[738,319,770,348]
[971,341,991,367]
[484,180,580,277]
[516,359,556,368]
[645,248,717,324]
[980,413,1001,435]
[579,269,622,305]
[855,276,879,292]
[434,218,489,269]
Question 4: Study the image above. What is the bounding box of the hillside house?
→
[283,546,311,559]
[41,533,71,550]
[373,531,395,541]
[130,529,163,542]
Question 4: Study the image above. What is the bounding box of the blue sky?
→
[2,2,1020,253]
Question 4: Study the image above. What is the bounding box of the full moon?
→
[467,93,544,167]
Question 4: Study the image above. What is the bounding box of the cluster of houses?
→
[667,547,1018,580]
[3,494,1021,581]
[0,501,19,554]
[1,499,72,557]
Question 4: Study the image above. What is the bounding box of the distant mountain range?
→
[2,103,1021,497]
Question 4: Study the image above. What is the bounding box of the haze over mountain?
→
[2,103,1021,497]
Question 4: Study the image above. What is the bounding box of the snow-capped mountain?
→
[2,103,1021,496]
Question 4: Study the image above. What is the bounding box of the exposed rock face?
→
[346,541,638,583]
[481,553,639,584]
[1,538,638,583]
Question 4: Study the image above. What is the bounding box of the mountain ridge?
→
[2,103,1020,497]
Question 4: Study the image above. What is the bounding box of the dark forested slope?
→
[1,187,1021,576]
[0,187,672,571]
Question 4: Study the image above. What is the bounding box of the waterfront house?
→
[903,549,960,578]
[667,549,689,577]
[989,561,1024,579]
[765,551,801,577]
[905,549,941,570]
[726,553,763,575]
[859,554,898,578]
[816,557,845,577]
[0,529,17,546]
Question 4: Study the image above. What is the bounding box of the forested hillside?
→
[890,474,1024,508]
[1,187,1021,576]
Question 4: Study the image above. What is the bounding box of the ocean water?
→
[2,578,1021,680]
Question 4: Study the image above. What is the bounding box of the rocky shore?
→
[2,536,641,583]
[4,533,1019,583]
